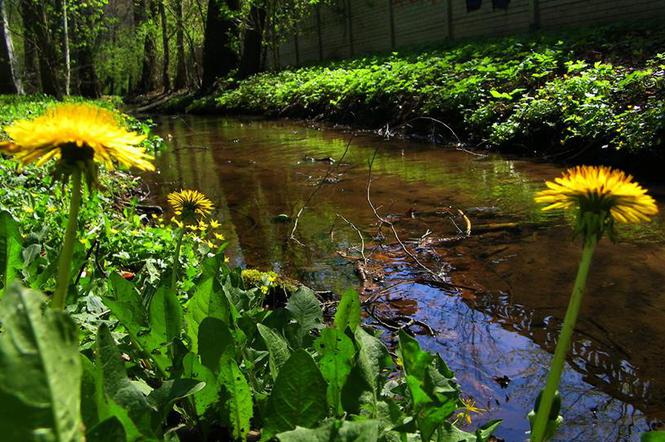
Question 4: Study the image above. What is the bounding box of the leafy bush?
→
[205,25,665,160]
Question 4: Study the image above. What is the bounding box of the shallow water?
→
[149,115,665,441]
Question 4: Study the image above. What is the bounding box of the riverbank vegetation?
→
[0,96,506,440]
[193,25,664,169]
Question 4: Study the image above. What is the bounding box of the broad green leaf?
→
[314,328,355,415]
[96,324,156,439]
[106,273,171,375]
[257,323,291,380]
[334,289,361,332]
[80,355,102,430]
[182,352,219,417]
[264,349,328,436]
[198,317,235,373]
[286,287,323,347]
[398,331,458,442]
[643,432,665,442]
[184,277,231,353]
[218,355,253,441]
[276,420,380,441]
[398,331,433,381]
[0,211,22,294]
[86,417,127,442]
[354,327,392,394]
[147,379,205,433]
[149,285,184,351]
[0,284,83,442]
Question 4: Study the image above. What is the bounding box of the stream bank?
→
[142,23,665,180]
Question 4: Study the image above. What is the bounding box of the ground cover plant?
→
[0,97,506,441]
[201,25,664,166]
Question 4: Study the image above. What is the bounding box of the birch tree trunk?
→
[63,0,70,95]
[0,0,21,93]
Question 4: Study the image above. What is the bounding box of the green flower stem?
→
[52,168,83,310]
[531,237,598,441]
[170,227,185,294]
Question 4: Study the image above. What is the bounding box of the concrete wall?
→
[275,0,665,67]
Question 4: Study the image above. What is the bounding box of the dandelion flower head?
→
[0,103,155,173]
[168,189,214,223]
[535,166,658,240]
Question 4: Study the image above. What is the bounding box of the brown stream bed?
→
[147,115,665,441]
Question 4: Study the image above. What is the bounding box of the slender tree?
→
[201,0,240,91]
[20,0,61,97]
[173,0,187,89]
[238,3,265,79]
[0,0,20,93]
[20,0,40,92]
[135,0,158,93]
[158,0,170,91]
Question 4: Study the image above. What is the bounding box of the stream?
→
[148,115,665,441]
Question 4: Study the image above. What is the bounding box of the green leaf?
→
[184,277,231,353]
[354,327,392,394]
[398,331,433,381]
[0,284,83,442]
[86,417,127,442]
[218,355,253,440]
[314,328,355,415]
[182,352,219,417]
[286,287,323,347]
[257,323,291,381]
[0,211,22,294]
[436,419,501,442]
[96,323,156,439]
[106,273,171,375]
[147,379,205,433]
[149,285,184,351]
[198,317,235,373]
[264,349,328,436]
[276,420,380,442]
[398,331,461,441]
[489,89,512,100]
[642,432,665,442]
[334,289,361,332]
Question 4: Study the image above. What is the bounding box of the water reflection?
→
[148,115,665,441]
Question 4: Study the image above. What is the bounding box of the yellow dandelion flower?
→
[224,256,230,263]
[214,232,226,241]
[206,240,215,248]
[455,397,485,426]
[210,220,221,229]
[260,285,269,295]
[168,189,214,223]
[0,103,154,172]
[535,166,658,240]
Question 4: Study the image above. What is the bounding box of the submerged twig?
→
[289,135,354,245]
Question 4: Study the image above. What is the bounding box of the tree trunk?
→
[23,0,61,97]
[73,3,101,98]
[201,0,240,91]
[20,0,40,92]
[136,0,158,93]
[0,0,20,93]
[238,4,265,79]
[62,0,70,95]
[158,0,170,91]
[173,0,187,89]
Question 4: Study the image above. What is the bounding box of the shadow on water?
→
[147,115,665,441]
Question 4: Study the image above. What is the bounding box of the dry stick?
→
[289,135,354,245]
[366,148,442,281]
[336,213,367,265]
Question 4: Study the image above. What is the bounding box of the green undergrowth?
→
[0,97,501,440]
[200,25,664,163]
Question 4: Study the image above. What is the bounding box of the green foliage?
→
[0,284,82,442]
[207,25,665,159]
[0,97,500,441]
